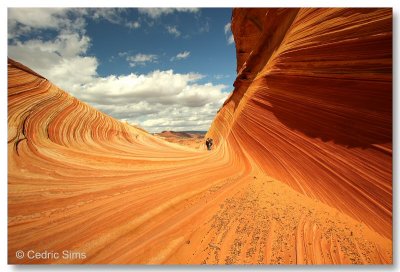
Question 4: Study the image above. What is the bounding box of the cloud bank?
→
[8,8,229,132]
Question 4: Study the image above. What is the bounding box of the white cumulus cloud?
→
[224,22,231,34]
[170,51,190,61]
[126,21,140,29]
[91,8,127,24]
[73,71,228,132]
[224,22,234,45]
[126,53,158,67]
[9,32,98,89]
[138,8,199,19]
[228,35,234,44]
[166,25,181,37]
[8,8,86,39]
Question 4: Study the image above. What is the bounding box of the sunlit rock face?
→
[8,8,392,265]
[208,8,392,238]
[8,58,252,264]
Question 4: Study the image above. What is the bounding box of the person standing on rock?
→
[205,138,211,151]
[205,138,213,151]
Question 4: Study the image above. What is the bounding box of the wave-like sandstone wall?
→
[207,8,392,238]
[8,8,392,265]
[8,58,256,264]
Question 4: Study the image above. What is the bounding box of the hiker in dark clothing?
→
[205,138,213,151]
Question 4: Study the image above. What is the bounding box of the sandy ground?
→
[140,137,392,264]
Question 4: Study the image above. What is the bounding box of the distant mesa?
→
[159,131,192,138]
[157,130,205,139]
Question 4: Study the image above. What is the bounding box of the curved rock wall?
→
[8,58,255,264]
[208,8,392,238]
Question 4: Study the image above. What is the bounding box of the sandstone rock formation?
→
[208,7,392,240]
[8,8,392,264]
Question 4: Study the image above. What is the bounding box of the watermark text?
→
[15,250,86,260]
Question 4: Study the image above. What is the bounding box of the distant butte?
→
[8,8,392,264]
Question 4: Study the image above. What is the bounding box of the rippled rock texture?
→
[8,8,392,264]
[208,7,392,240]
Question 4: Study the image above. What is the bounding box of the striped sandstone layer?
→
[208,7,392,241]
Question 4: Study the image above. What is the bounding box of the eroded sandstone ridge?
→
[208,7,392,240]
[8,8,392,264]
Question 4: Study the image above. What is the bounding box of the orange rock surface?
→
[8,8,392,265]
[208,7,392,240]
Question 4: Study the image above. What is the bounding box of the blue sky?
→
[8,8,236,132]
[88,8,235,86]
